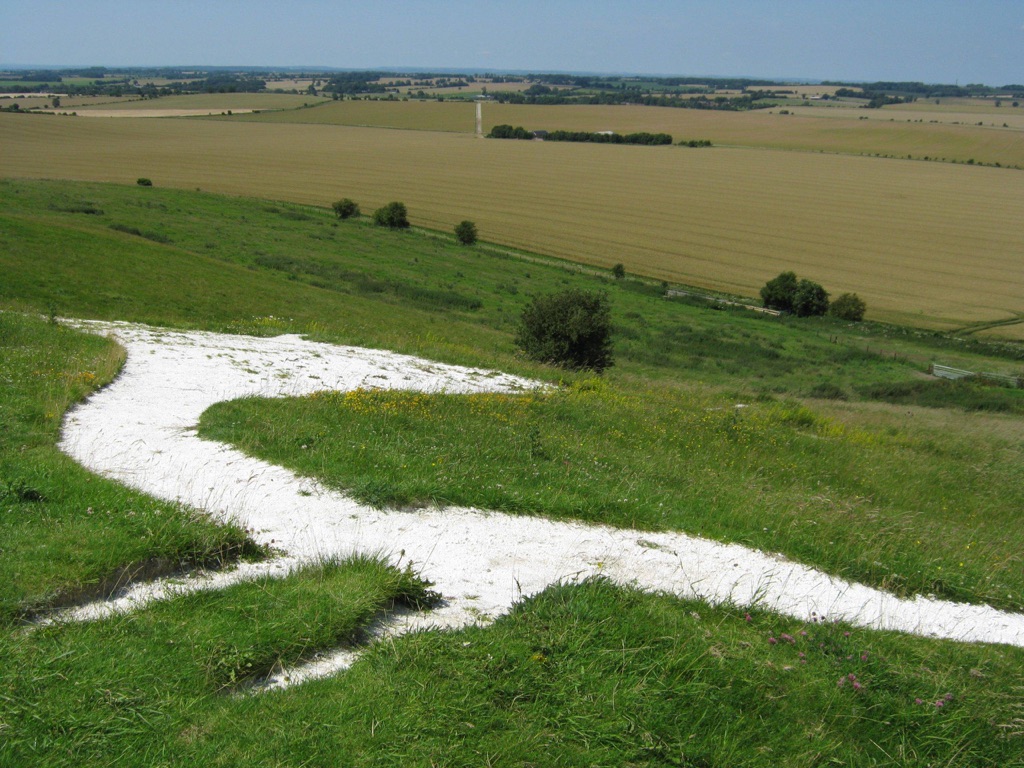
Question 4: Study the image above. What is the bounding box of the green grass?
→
[0,555,440,766]
[2,178,1024,764]
[4,578,1023,766]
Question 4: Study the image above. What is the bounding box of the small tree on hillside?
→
[373,201,409,229]
[515,289,614,373]
[793,279,830,317]
[611,263,626,279]
[333,198,360,219]
[454,220,478,245]
[829,292,867,321]
[760,271,799,313]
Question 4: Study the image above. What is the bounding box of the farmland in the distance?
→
[4,111,1022,331]
[221,99,1024,168]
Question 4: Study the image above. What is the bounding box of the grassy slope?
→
[4,578,1024,767]
[3,179,1024,765]
[3,114,1023,330]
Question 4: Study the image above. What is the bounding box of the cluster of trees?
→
[545,130,673,145]
[487,126,673,145]
[678,139,713,147]
[487,124,534,140]
[761,272,866,321]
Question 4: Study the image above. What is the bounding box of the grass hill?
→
[2,179,1024,766]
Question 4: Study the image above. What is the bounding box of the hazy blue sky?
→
[3,1,1022,85]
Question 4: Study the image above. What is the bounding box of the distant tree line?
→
[834,88,910,108]
[487,124,534,140]
[545,130,673,145]
[487,126,673,145]
[488,90,776,111]
[825,80,1024,99]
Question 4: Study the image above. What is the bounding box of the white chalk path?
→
[57,321,1024,686]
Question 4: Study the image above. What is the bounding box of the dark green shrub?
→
[829,292,867,321]
[454,220,478,245]
[332,198,360,219]
[793,279,830,317]
[136,178,153,187]
[612,263,626,279]
[373,201,409,229]
[760,271,798,312]
[515,289,614,373]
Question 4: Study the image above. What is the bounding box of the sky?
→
[2,0,1022,85]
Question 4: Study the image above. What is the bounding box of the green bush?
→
[332,198,360,219]
[611,263,626,279]
[761,271,829,316]
[136,178,153,187]
[829,292,867,321]
[515,289,614,373]
[793,279,830,317]
[454,220,478,245]
[760,271,798,312]
[372,201,409,229]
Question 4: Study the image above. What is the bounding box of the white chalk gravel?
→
[56,320,1024,687]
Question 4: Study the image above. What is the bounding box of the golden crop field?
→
[2,112,1022,331]
[977,322,1024,342]
[783,104,1024,131]
[70,92,330,112]
[223,99,1024,168]
[767,84,856,97]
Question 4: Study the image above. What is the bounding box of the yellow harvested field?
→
[897,97,1021,114]
[42,108,266,118]
[784,104,1024,131]
[2,113,1022,329]
[976,323,1024,342]
[228,100,1024,167]
[767,84,858,97]
[71,93,329,112]
[266,78,316,90]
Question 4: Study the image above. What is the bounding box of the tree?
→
[760,271,799,313]
[829,292,867,321]
[373,201,409,229]
[611,263,626,279]
[454,220,478,245]
[136,178,153,187]
[332,198,360,219]
[793,279,830,317]
[515,289,614,373]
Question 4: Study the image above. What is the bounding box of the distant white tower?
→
[475,99,483,138]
